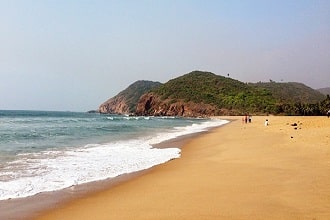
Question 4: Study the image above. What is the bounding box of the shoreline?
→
[35,116,330,220]
[0,121,226,220]
[3,116,330,219]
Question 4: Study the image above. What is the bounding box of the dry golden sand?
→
[36,116,330,220]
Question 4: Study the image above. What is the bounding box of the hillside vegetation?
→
[100,71,329,116]
[150,71,276,114]
[252,82,325,104]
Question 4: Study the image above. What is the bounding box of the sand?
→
[34,116,330,220]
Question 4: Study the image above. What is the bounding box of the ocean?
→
[0,110,228,200]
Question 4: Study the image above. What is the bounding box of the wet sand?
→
[11,116,330,219]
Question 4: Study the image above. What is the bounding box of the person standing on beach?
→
[264,119,269,126]
[327,110,330,118]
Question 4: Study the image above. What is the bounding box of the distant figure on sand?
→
[264,119,269,126]
[327,110,330,118]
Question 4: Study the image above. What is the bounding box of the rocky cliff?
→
[135,93,232,117]
[99,95,130,114]
[99,80,162,114]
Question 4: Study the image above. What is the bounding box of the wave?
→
[105,116,152,121]
[149,119,229,145]
[0,140,181,200]
[0,117,229,200]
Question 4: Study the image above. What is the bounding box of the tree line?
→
[273,95,330,116]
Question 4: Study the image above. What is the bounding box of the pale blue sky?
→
[0,0,329,111]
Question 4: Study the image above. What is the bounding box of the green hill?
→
[100,71,329,116]
[252,82,325,104]
[150,71,276,114]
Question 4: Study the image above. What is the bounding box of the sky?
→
[0,0,329,111]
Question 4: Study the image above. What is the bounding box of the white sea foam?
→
[0,141,180,200]
[0,118,229,200]
[149,118,229,145]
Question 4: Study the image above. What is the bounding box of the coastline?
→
[0,121,218,220]
[3,116,330,219]
[35,116,330,220]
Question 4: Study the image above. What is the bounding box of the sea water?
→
[0,110,228,200]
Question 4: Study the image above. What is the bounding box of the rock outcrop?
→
[135,93,223,117]
[99,95,130,114]
[98,80,162,114]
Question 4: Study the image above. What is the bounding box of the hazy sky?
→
[1,0,329,111]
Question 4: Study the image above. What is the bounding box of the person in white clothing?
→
[264,119,269,126]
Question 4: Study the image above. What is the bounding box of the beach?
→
[33,116,330,219]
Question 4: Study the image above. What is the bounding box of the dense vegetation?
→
[250,81,328,115]
[252,82,325,104]
[150,71,329,115]
[151,71,275,114]
[100,71,329,116]
[273,95,330,116]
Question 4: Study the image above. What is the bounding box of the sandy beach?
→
[34,116,330,220]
